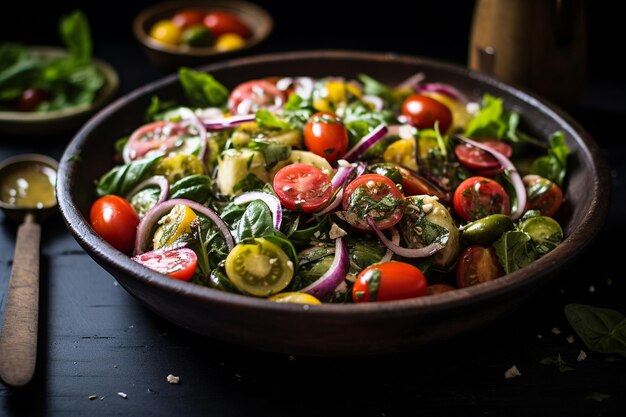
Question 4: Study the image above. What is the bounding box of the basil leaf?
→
[565,304,626,358]
[96,155,162,197]
[178,67,229,108]
[232,173,267,193]
[170,175,213,203]
[145,95,177,121]
[236,200,275,242]
[493,230,537,273]
[529,131,570,185]
[290,215,330,249]
[357,73,396,104]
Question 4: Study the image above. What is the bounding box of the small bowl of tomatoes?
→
[133,0,273,71]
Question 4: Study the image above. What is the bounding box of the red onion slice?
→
[362,95,384,111]
[456,136,526,221]
[397,72,426,91]
[301,236,349,299]
[417,83,469,104]
[233,192,282,230]
[201,114,256,130]
[343,124,388,162]
[135,198,235,255]
[380,227,400,262]
[366,217,443,258]
[125,175,170,208]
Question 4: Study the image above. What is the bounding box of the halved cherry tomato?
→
[396,165,450,202]
[453,176,510,221]
[203,11,251,38]
[454,140,512,170]
[401,95,453,133]
[125,120,204,162]
[523,174,563,217]
[133,247,198,281]
[18,88,48,112]
[171,9,205,30]
[228,80,286,115]
[273,163,332,212]
[456,245,504,288]
[90,195,140,253]
[352,261,427,302]
[342,174,404,231]
[304,112,349,163]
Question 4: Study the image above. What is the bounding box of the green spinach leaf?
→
[145,95,177,121]
[263,233,298,270]
[493,230,537,273]
[236,200,275,242]
[255,109,292,131]
[178,67,229,108]
[170,175,213,203]
[59,10,91,65]
[248,140,291,169]
[96,155,162,197]
[232,173,266,193]
[565,304,626,358]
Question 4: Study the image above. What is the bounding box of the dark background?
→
[1,1,625,416]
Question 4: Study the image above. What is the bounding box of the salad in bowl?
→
[88,67,569,305]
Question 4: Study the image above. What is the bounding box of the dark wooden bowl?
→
[133,0,273,71]
[57,51,610,356]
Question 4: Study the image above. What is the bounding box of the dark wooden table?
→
[2,3,625,415]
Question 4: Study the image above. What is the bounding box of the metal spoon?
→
[0,154,58,387]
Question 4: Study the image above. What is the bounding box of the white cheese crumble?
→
[366,180,376,189]
[577,350,587,362]
[117,392,128,399]
[551,327,561,335]
[566,335,575,344]
[167,374,180,384]
[329,223,347,239]
[421,203,433,213]
[504,366,521,379]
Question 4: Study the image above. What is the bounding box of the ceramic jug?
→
[469,0,587,109]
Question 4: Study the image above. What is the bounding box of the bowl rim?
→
[57,49,611,319]
[0,46,119,123]
[132,0,273,57]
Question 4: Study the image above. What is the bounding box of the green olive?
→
[461,214,514,244]
[181,24,214,47]
[519,216,563,254]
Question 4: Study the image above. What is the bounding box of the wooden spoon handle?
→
[0,214,40,387]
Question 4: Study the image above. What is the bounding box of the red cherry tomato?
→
[171,9,205,30]
[352,261,428,302]
[453,176,510,221]
[342,174,404,231]
[456,245,504,288]
[228,80,286,115]
[454,140,512,170]
[90,195,140,253]
[401,95,453,133]
[523,174,563,217]
[304,112,349,163]
[18,88,48,112]
[124,120,201,161]
[396,165,450,202]
[273,163,332,213]
[133,247,198,281]
[203,11,251,38]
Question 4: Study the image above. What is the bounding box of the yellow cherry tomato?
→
[214,33,246,52]
[383,138,418,171]
[268,292,321,305]
[152,204,198,249]
[149,20,182,45]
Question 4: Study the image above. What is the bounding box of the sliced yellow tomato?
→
[383,138,418,171]
[268,292,321,305]
[154,154,206,183]
[225,238,294,297]
[153,204,198,249]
